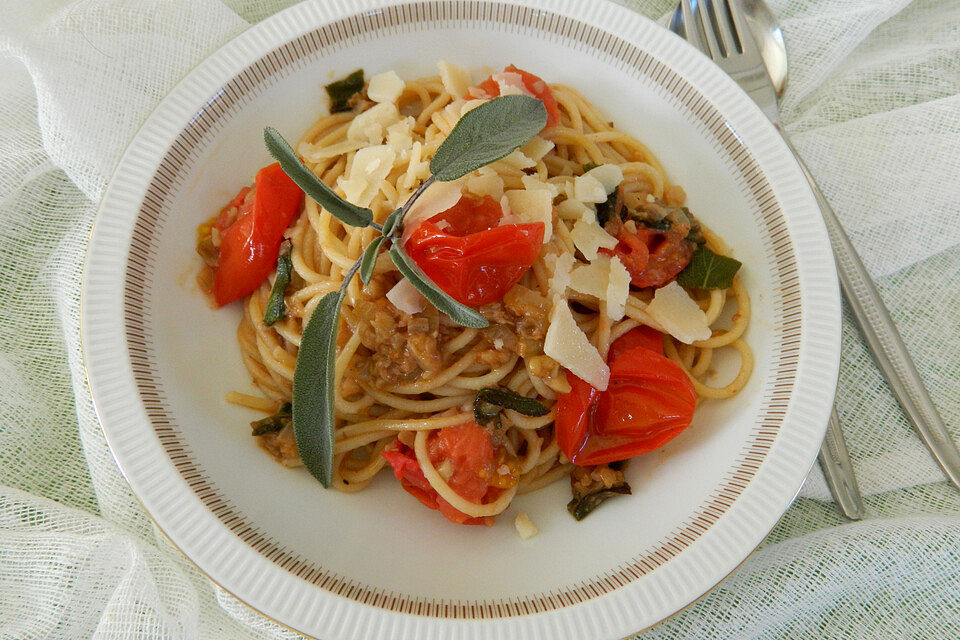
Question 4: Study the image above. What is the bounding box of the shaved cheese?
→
[645,281,712,344]
[347,102,400,144]
[606,256,630,320]
[556,197,595,222]
[367,70,405,103]
[467,168,504,200]
[343,145,395,207]
[521,175,560,199]
[574,174,608,203]
[585,164,624,194]
[504,189,553,241]
[545,296,610,390]
[568,255,609,299]
[438,60,471,97]
[493,71,535,97]
[520,136,555,162]
[500,150,537,170]
[514,512,538,540]
[386,116,415,153]
[546,252,575,297]
[570,219,617,260]
[386,277,426,315]
[402,178,465,240]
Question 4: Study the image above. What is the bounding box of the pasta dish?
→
[195,62,752,534]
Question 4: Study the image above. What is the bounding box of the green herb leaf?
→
[473,387,549,428]
[264,127,374,228]
[292,289,347,487]
[263,241,293,326]
[582,162,600,173]
[595,186,623,227]
[250,403,292,436]
[388,244,489,328]
[325,69,364,113]
[567,483,632,521]
[430,95,547,182]
[359,236,385,285]
[381,208,402,238]
[676,245,742,290]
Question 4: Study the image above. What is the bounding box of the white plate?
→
[81,1,840,638]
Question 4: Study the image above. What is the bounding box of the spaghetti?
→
[200,63,753,527]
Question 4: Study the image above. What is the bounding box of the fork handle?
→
[775,124,960,490]
[818,407,864,519]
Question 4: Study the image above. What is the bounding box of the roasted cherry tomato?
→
[381,422,502,526]
[604,225,695,289]
[608,325,664,361]
[404,195,544,307]
[475,64,561,129]
[555,339,696,466]
[213,163,303,307]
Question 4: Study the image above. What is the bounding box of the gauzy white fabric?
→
[0,0,958,637]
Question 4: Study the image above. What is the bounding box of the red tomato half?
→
[555,341,696,466]
[475,65,561,129]
[604,226,695,289]
[381,423,500,526]
[213,163,303,307]
[404,195,544,307]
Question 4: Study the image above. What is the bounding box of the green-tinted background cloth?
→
[1,0,958,637]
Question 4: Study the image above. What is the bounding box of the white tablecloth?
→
[1,0,959,637]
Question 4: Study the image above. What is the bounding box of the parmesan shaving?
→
[521,175,560,199]
[570,219,617,260]
[547,252,575,297]
[367,70,404,103]
[585,163,624,194]
[346,102,400,144]
[556,198,595,222]
[606,256,630,320]
[438,60,471,97]
[386,277,426,315]
[520,136,555,162]
[466,168,504,200]
[342,145,395,207]
[544,296,610,390]
[504,189,553,241]
[645,281,712,344]
[402,178,465,240]
[514,512,539,540]
[568,255,609,299]
[574,174,608,203]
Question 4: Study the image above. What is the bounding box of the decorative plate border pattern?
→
[122,1,798,619]
[84,0,841,636]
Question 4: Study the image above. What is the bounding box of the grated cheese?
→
[367,70,404,103]
[570,218,617,260]
[504,189,553,241]
[493,71,534,97]
[438,60,471,98]
[544,295,610,390]
[514,512,539,540]
[645,281,712,344]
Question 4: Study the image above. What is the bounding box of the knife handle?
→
[818,407,864,519]
[776,123,960,490]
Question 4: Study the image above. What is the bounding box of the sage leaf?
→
[567,483,632,521]
[263,241,292,326]
[325,69,364,113]
[359,236,385,285]
[292,290,345,487]
[388,244,489,328]
[474,387,548,428]
[430,95,547,182]
[381,207,402,238]
[250,403,292,436]
[264,127,374,228]
[676,245,742,290]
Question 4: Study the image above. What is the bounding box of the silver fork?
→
[679,0,960,505]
